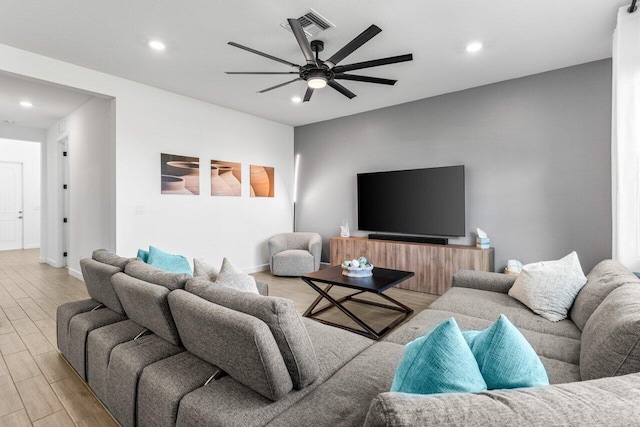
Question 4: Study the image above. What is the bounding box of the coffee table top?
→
[302,265,414,294]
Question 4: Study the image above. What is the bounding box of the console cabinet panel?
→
[330,237,494,295]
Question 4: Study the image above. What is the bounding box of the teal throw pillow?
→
[462,314,549,389]
[137,249,149,263]
[391,318,487,395]
[146,246,192,275]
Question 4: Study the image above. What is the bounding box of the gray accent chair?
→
[268,232,322,276]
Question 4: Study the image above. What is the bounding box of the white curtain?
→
[612,6,640,271]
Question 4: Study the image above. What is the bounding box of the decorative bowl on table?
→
[342,256,374,277]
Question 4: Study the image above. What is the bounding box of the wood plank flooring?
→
[0,249,438,427]
[0,249,117,427]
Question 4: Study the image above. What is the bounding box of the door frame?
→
[0,160,24,251]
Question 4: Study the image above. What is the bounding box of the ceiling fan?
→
[226,19,413,102]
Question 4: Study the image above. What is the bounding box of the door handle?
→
[18,216,23,219]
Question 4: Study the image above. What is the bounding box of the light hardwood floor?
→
[0,249,438,427]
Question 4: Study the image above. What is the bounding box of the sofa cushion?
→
[386,307,581,366]
[570,260,640,331]
[580,283,640,380]
[92,249,131,269]
[364,373,640,427]
[539,356,581,384]
[138,352,218,427]
[430,287,582,339]
[86,319,146,403]
[186,280,319,389]
[56,298,100,357]
[137,249,149,262]
[267,342,404,427]
[301,318,373,379]
[176,324,376,427]
[112,273,181,345]
[508,252,587,322]
[390,318,487,395]
[80,258,125,314]
[193,258,219,280]
[66,307,127,380]
[168,290,292,401]
[106,334,184,427]
[124,259,189,290]
[147,246,193,275]
[214,258,259,294]
[463,315,548,389]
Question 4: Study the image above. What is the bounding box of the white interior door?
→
[0,161,24,251]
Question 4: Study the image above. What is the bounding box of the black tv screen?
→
[357,165,465,237]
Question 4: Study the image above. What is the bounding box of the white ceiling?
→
[0,0,629,127]
[0,72,96,129]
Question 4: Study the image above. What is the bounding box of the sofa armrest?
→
[364,373,640,427]
[268,235,287,270]
[308,234,322,271]
[255,280,269,296]
[451,270,516,294]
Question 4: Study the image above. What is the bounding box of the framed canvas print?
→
[211,160,241,196]
[250,165,274,197]
[161,153,200,195]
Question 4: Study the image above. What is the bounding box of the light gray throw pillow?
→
[214,258,259,294]
[508,252,587,322]
[193,258,219,280]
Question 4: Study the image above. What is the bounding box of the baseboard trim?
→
[68,267,84,281]
[46,258,64,268]
[23,244,40,249]
[245,264,270,274]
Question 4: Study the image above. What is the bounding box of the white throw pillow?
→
[214,258,259,294]
[508,252,587,322]
[193,258,219,280]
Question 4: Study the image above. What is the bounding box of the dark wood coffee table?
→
[301,265,415,340]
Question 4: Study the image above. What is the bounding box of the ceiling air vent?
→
[280,9,336,38]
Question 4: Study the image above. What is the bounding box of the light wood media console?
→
[330,236,494,295]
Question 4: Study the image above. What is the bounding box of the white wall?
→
[0,138,41,249]
[43,98,115,272]
[0,123,45,143]
[0,43,294,275]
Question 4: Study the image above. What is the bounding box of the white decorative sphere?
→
[351,259,360,268]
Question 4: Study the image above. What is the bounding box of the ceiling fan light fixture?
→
[307,77,327,89]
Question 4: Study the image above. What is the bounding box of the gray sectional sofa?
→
[57,251,640,426]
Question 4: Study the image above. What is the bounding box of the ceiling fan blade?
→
[333,54,413,73]
[328,80,356,99]
[287,19,317,65]
[334,74,397,85]
[228,42,300,68]
[303,87,314,102]
[226,72,299,75]
[324,25,382,69]
[257,78,302,93]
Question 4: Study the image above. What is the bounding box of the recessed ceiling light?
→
[466,41,483,53]
[3,120,16,125]
[291,96,302,103]
[148,40,166,51]
[19,101,33,108]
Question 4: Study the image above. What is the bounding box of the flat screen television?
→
[357,165,465,237]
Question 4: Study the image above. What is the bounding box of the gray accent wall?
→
[294,60,612,273]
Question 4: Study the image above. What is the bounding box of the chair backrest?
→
[271,232,320,251]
